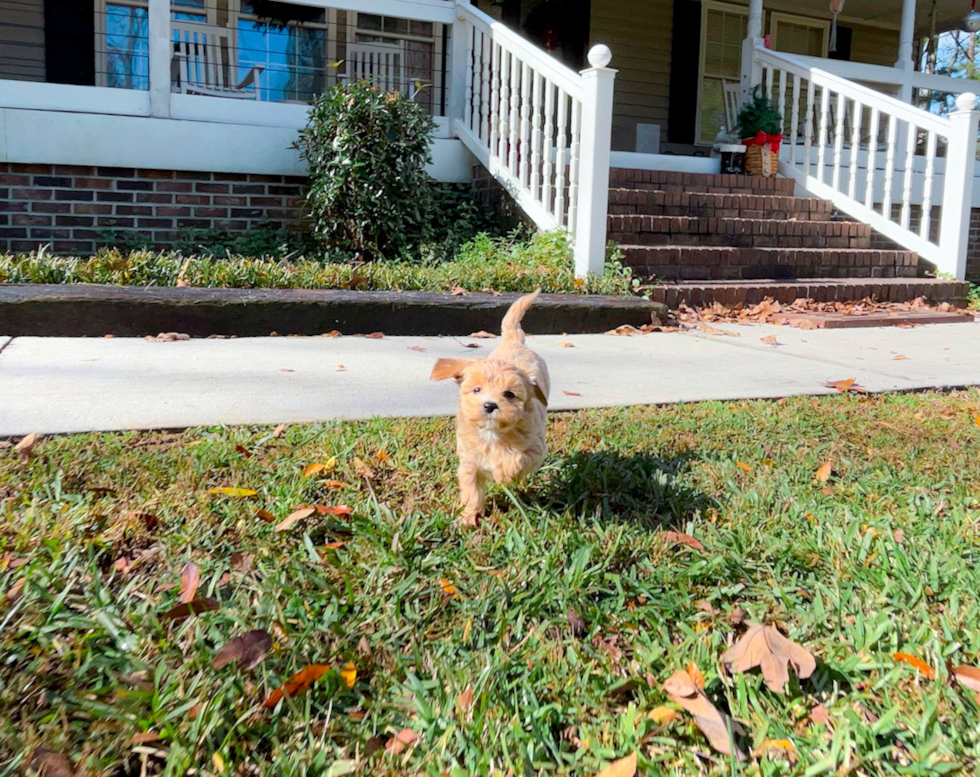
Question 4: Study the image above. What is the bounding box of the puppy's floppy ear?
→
[430,358,469,382]
[530,380,548,407]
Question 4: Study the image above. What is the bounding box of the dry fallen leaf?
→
[212,630,272,671]
[5,576,25,604]
[563,390,583,397]
[893,354,908,361]
[409,346,426,352]
[385,728,420,755]
[566,609,587,637]
[753,738,797,763]
[323,480,349,490]
[687,662,706,691]
[721,622,816,693]
[321,541,345,550]
[179,562,200,604]
[952,665,980,693]
[315,505,352,518]
[697,322,740,337]
[735,460,752,473]
[275,506,316,532]
[451,286,471,297]
[354,457,375,479]
[340,661,357,689]
[160,598,220,623]
[605,324,644,336]
[30,749,75,777]
[322,330,341,338]
[457,686,475,718]
[235,444,251,458]
[663,669,746,760]
[810,704,832,725]
[263,664,332,708]
[893,652,935,680]
[469,330,496,338]
[825,378,868,393]
[149,332,190,342]
[594,752,637,777]
[209,487,257,497]
[760,335,778,345]
[272,423,286,438]
[558,341,575,348]
[439,578,459,598]
[123,731,161,747]
[14,432,39,461]
[661,531,705,552]
[647,705,681,725]
[363,332,384,339]
[303,463,325,477]
[815,460,833,483]
[256,509,276,523]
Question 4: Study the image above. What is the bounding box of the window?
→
[697,1,747,145]
[770,13,830,58]
[236,19,326,102]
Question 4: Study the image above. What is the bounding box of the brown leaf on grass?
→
[566,609,587,637]
[272,423,286,438]
[235,444,251,458]
[815,460,833,483]
[809,704,832,725]
[179,562,200,604]
[663,669,746,760]
[230,552,253,573]
[469,330,496,338]
[123,731,161,746]
[160,598,220,623]
[760,335,778,345]
[256,509,276,523]
[457,686,475,718]
[30,749,75,777]
[820,487,834,496]
[340,661,357,688]
[697,322,740,337]
[594,752,636,777]
[362,332,384,339]
[323,480,349,490]
[974,414,980,431]
[893,652,935,680]
[209,487,257,497]
[354,458,375,479]
[687,662,706,691]
[753,738,797,763]
[365,736,387,755]
[562,390,583,397]
[439,578,459,598]
[647,705,681,725]
[14,432,39,461]
[322,541,345,550]
[952,665,980,693]
[315,505,352,518]
[303,463,326,477]
[695,600,717,615]
[212,630,273,671]
[384,728,419,754]
[661,531,705,551]
[263,664,332,709]
[5,577,25,604]
[721,622,816,693]
[735,460,752,473]
[275,506,315,532]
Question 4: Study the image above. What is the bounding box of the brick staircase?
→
[608,170,970,308]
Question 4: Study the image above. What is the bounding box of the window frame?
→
[696,0,748,146]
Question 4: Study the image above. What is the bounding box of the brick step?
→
[608,188,833,220]
[649,278,972,309]
[610,169,796,196]
[621,246,918,281]
[608,215,871,249]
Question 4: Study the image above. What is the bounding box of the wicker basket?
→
[743,142,777,177]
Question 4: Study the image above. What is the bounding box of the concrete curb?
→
[0,284,666,337]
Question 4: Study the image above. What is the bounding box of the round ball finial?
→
[955,92,979,112]
[587,44,612,68]
[963,8,980,32]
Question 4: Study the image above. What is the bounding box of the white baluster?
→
[531,71,543,202]
[817,86,830,184]
[920,130,937,241]
[567,97,582,233]
[832,92,845,191]
[508,56,521,176]
[882,114,897,219]
[777,69,788,140]
[489,42,500,157]
[847,99,863,200]
[542,79,556,216]
[900,121,915,229]
[788,74,801,166]
[864,108,879,209]
[480,32,491,142]
[803,79,815,177]
[498,51,510,162]
[464,25,474,130]
[554,90,569,227]
[519,61,532,186]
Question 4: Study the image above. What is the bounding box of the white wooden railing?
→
[451,1,615,276]
[755,47,980,280]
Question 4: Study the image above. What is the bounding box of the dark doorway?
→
[521,0,591,70]
[45,0,96,86]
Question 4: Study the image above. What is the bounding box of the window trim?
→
[696,0,747,147]
[769,12,830,58]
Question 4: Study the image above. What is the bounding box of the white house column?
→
[740,0,765,97]
[895,0,917,102]
[148,0,172,118]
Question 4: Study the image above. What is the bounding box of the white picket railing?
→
[755,47,980,279]
[451,1,615,276]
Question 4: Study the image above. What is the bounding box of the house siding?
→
[847,22,900,68]
[0,0,45,82]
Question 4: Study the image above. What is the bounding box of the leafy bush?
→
[736,87,783,138]
[295,80,437,260]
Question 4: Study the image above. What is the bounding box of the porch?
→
[0,0,979,281]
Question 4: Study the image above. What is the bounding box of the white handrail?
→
[755,46,980,279]
[451,0,614,276]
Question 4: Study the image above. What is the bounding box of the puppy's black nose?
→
[483,401,499,414]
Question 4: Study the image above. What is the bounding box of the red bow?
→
[743,131,782,154]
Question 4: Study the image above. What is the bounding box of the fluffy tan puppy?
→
[430,289,550,524]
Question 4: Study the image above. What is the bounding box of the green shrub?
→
[736,86,783,138]
[295,80,437,260]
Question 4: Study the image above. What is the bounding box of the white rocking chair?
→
[172,20,264,100]
[344,40,411,95]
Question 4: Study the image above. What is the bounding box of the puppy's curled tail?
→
[500,288,541,344]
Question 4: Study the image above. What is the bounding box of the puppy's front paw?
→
[458,509,481,528]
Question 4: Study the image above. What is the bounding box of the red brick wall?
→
[968,211,980,280]
[0,163,305,255]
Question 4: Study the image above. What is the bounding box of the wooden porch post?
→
[148,0,171,118]
[740,0,764,98]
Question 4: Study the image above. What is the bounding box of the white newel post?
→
[449,1,472,132]
[740,0,764,98]
[574,45,616,278]
[938,93,980,281]
[147,0,171,118]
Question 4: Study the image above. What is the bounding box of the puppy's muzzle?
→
[483,401,499,414]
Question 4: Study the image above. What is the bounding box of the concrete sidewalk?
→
[2,320,979,436]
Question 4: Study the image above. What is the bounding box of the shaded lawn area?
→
[2,392,980,776]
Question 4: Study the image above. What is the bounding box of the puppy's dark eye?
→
[473,387,481,394]
[503,390,516,399]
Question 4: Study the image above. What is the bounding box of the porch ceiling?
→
[737,0,973,34]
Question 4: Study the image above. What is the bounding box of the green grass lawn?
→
[3,392,980,776]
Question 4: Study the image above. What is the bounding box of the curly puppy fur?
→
[430,290,550,524]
